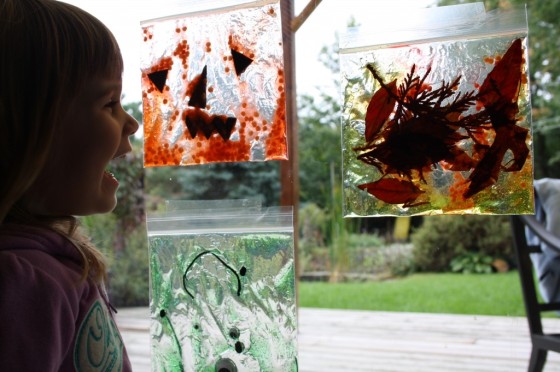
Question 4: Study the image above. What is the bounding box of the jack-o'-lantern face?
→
[141,3,287,166]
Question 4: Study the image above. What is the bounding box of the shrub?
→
[450,252,494,274]
[298,203,329,276]
[107,226,149,307]
[410,215,513,272]
[346,233,384,249]
[385,243,416,276]
[347,242,414,278]
[81,214,149,307]
[299,202,328,247]
[299,229,415,280]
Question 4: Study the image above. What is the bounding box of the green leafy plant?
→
[450,252,494,274]
[410,215,512,272]
[106,226,149,307]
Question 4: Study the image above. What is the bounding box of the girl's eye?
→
[105,100,119,111]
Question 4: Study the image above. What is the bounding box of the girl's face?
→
[23,75,139,217]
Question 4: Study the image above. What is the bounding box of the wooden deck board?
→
[116,307,560,371]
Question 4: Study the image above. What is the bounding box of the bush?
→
[385,243,416,276]
[450,252,494,274]
[347,242,414,278]
[81,214,149,307]
[298,203,329,276]
[107,226,149,307]
[299,202,328,248]
[299,232,415,280]
[346,233,384,249]
[410,215,513,272]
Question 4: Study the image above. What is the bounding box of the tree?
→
[297,32,342,210]
[298,93,341,209]
[145,161,281,208]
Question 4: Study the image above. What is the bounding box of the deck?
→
[116,307,560,371]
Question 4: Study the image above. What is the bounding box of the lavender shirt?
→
[0,224,132,371]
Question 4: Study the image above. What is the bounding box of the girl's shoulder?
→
[0,224,129,370]
[0,223,85,286]
[0,223,79,258]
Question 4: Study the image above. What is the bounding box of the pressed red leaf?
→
[358,178,423,204]
[465,39,527,198]
[365,79,397,142]
[478,39,522,108]
[444,147,475,171]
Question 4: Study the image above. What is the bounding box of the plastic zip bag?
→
[141,0,287,167]
[164,198,262,213]
[146,203,297,371]
[340,3,533,216]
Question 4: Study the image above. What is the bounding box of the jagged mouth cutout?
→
[147,48,253,141]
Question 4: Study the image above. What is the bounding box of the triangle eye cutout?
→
[147,69,169,93]
[231,49,253,76]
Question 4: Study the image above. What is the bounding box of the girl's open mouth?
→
[103,169,119,186]
[104,154,127,185]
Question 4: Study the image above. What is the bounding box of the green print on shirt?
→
[74,300,123,371]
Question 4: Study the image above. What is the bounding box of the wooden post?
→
[280,0,298,210]
[280,0,300,304]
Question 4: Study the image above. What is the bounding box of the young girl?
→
[0,0,139,370]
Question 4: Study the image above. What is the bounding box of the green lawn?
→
[298,271,526,316]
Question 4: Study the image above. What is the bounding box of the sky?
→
[60,0,436,104]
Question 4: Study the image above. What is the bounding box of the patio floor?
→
[116,307,560,371]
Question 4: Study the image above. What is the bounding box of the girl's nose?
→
[125,111,140,137]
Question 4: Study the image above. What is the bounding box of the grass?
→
[298,271,526,316]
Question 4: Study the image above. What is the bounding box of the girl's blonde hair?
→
[0,0,125,283]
